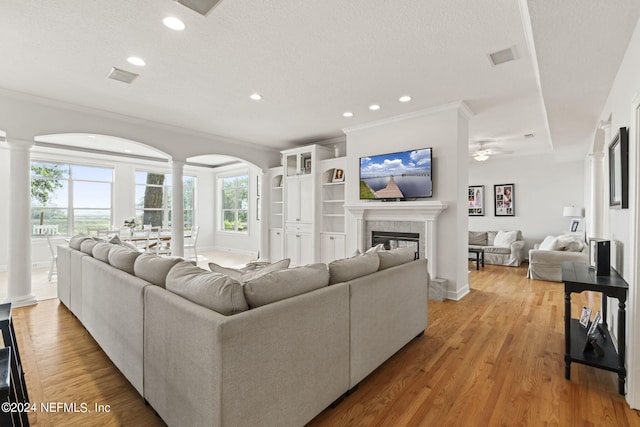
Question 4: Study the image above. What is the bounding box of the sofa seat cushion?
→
[468,231,488,246]
[208,258,290,282]
[243,263,329,308]
[328,253,379,285]
[134,254,182,288]
[377,247,416,271]
[468,244,486,250]
[107,246,142,275]
[483,246,511,255]
[166,261,248,315]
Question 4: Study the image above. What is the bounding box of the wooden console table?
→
[562,261,628,395]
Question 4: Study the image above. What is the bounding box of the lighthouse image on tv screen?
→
[359,148,432,200]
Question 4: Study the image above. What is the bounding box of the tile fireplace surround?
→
[344,201,448,279]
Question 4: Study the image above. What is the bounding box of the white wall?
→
[469,153,585,254]
[344,104,470,299]
[595,16,640,408]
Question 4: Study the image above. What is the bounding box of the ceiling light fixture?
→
[163,16,186,31]
[343,112,354,118]
[398,95,412,103]
[127,56,146,67]
[473,153,489,162]
[369,104,381,111]
[249,93,262,101]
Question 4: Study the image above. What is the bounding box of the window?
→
[31,162,113,236]
[221,175,248,232]
[135,172,195,230]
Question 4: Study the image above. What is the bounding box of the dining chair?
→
[184,226,199,261]
[45,232,57,282]
[130,229,151,253]
[154,228,173,256]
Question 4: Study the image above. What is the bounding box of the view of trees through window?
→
[135,172,195,230]
[30,162,113,235]
[222,174,248,232]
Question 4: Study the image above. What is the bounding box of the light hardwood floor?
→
[10,262,640,426]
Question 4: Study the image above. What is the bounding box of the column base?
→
[3,294,37,308]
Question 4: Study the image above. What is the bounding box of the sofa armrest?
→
[510,240,525,254]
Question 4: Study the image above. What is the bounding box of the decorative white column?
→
[6,139,37,307]
[588,151,604,239]
[259,172,269,261]
[171,160,185,257]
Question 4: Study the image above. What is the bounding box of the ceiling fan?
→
[469,134,530,161]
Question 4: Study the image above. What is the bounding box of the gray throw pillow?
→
[377,247,416,270]
[107,246,141,275]
[166,261,248,315]
[243,263,329,308]
[134,254,183,288]
[328,253,379,285]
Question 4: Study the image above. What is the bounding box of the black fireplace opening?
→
[371,231,419,259]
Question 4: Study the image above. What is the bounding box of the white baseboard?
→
[447,284,470,301]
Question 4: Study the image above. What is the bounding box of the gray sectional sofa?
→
[57,237,429,427]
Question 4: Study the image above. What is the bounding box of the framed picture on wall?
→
[468,185,484,216]
[608,127,629,209]
[494,183,515,216]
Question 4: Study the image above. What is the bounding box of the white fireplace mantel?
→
[344,201,448,278]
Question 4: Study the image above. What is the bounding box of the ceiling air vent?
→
[488,46,518,66]
[106,67,139,84]
[177,0,224,16]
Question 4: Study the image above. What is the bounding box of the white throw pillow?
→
[554,234,584,252]
[493,230,518,248]
[538,235,557,251]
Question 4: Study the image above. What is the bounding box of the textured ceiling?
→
[0,0,638,161]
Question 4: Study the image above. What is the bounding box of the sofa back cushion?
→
[92,242,114,263]
[328,253,379,285]
[243,263,329,308]
[468,231,488,246]
[80,238,99,255]
[166,261,248,315]
[69,234,93,250]
[107,246,141,275]
[377,247,416,270]
[134,254,183,288]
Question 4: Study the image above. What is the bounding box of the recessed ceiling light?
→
[124,149,133,154]
[369,104,381,111]
[88,135,96,138]
[399,95,412,103]
[127,56,146,67]
[343,112,354,118]
[249,93,262,101]
[163,16,186,31]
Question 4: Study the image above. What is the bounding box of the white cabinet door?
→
[333,234,346,260]
[285,231,300,266]
[320,233,346,264]
[285,179,301,223]
[270,229,284,261]
[285,231,313,266]
[299,233,313,265]
[299,176,313,223]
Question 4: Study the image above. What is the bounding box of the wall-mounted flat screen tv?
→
[360,147,433,200]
